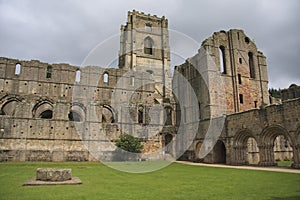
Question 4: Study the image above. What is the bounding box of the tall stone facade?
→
[0,10,175,162]
[175,29,299,168]
[0,11,299,168]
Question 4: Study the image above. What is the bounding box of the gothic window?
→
[15,63,21,75]
[40,110,53,119]
[144,37,153,55]
[103,72,109,83]
[46,66,52,78]
[248,52,255,78]
[75,69,81,82]
[219,46,226,74]
[32,101,53,119]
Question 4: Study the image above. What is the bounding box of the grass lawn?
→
[277,160,293,167]
[0,162,300,200]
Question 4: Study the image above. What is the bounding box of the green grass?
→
[277,160,293,167]
[0,162,300,200]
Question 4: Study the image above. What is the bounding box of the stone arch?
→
[0,96,22,116]
[259,125,294,166]
[32,100,54,119]
[212,140,226,164]
[233,129,260,165]
[68,103,86,122]
[102,105,115,123]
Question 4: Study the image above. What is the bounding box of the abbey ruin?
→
[0,10,299,168]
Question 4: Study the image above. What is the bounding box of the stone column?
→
[292,144,300,169]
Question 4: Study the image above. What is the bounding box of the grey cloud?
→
[0,0,299,88]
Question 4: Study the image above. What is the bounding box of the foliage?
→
[269,88,282,98]
[115,133,143,153]
[1,162,300,200]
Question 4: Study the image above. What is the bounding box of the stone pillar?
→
[292,144,300,169]
[259,144,276,166]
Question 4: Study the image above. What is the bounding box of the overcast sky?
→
[0,0,299,88]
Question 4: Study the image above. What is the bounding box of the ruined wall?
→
[0,56,175,161]
[175,29,269,119]
[282,84,300,101]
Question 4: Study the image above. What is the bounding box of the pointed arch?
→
[261,125,293,146]
[0,97,22,116]
[32,100,54,119]
[68,102,86,122]
[233,129,260,165]
[144,36,154,55]
[102,105,115,123]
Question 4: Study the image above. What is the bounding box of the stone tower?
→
[118,10,171,97]
[175,29,269,120]
[201,29,269,113]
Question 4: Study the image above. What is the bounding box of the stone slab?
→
[36,168,72,182]
[23,177,82,186]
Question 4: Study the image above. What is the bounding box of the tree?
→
[115,134,143,153]
[269,88,282,98]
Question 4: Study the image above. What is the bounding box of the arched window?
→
[219,46,226,74]
[103,72,109,83]
[1,100,20,116]
[32,101,53,119]
[46,66,52,78]
[15,63,21,75]
[75,69,81,82]
[248,52,255,78]
[138,106,144,124]
[68,111,82,122]
[144,37,153,55]
[40,110,53,119]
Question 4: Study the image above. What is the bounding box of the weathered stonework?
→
[0,10,299,168]
[36,168,72,182]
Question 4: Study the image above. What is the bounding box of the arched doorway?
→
[273,135,293,167]
[234,130,260,165]
[212,140,226,164]
[260,126,294,167]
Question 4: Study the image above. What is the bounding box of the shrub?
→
[115,133,143,153]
